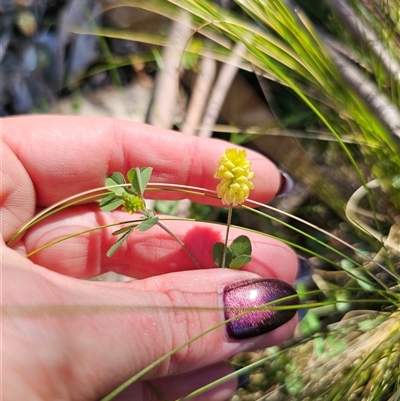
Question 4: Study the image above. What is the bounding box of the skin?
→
[1,115,298,401]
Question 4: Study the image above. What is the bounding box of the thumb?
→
[3,250,298,401]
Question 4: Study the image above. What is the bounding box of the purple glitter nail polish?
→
[223,278,299,340]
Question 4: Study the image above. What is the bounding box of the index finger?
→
[3,115,282,202]
[2,115,282,237]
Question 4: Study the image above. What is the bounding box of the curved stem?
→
[6,192,109,246]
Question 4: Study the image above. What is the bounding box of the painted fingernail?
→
[294,256,314,285]
[235,367,250,389]
[276,171,294,197]
[294,256,314,321]
[223,278,299,340]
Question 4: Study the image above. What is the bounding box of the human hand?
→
[2,115,299,401]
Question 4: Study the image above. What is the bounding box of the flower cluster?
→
[121,191,146,214]
[214,148,255,206]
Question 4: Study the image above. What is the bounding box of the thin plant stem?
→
[6,191,109,246]
[221,204,233,268]
[156,221,202,270]
[24,217,193,259]
[100,293,301,401]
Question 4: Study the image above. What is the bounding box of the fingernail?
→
[223,278,299,340]
[276,171,294,197]
[294,256,314,321]
[294,256,314,285]
[235,367,250,389]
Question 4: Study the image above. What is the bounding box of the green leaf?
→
[100,197,124,211]
[212,242,232,268]
[127,168,137,190]
[138,216,159,232]
[229,235,252,258]
[105,172,126,192]
[100,193,115,206]
[110,172,126,184]
[106,228,134,257]
[229,254,252,269]
[127,167,153,196]
[114,187,125,197]
[138,167,153,191]
[112,225,138,236]
[212,242,224,267]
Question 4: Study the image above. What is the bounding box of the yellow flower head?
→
[121,192,146,214]
[214,148,255,206]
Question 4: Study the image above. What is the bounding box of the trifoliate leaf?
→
[138,216,159,232]
[107,227,134,257]
[229,235,252,258]
[212,242,232,268]
[128,167,153,196]
[229,254,251,269]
